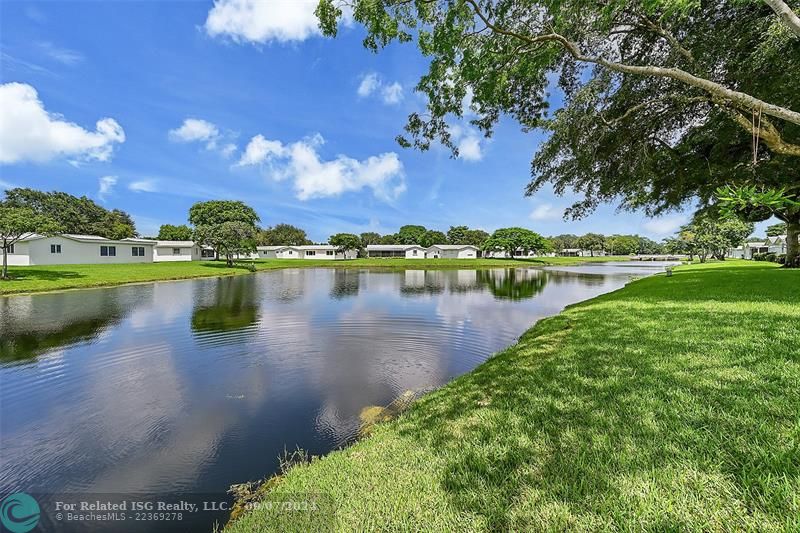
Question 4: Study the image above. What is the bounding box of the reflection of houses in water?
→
[329,269,360,299]
[0,285,149,362]
[190,276,260,336]
[400,270,445,296]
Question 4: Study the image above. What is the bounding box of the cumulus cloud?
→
[529,203,562,221]
[450,124,484,162]
[642,215,689,235]
[205,0,335,43]
[237,133,405,201]
[129,179,158,193]
[356,73,403,104]
[98,176,117,201]
[168,118,237,156]
[0,82,125,164]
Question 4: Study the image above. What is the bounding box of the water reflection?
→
[191,276,260,335]
[0,263,674,532]
[0,286,150,363]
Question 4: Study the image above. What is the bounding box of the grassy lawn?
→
[226,261,800,531]
[0,255,634,295]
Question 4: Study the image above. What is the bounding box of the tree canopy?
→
[194,221,257,267]
[3,188,136,239]
[188,200,260,227]
[258,223,312,246]
[0,204,62,278]
[157,224,193,241]
[482,227,549,256]
[329,233,361,255]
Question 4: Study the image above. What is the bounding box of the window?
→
[8,244,14,254]
[288,250,293,255]
[201,249,215,258]
[326,250,334,256]
[412,250,418,256]
[306,250,315,256]
[50,244,62,254]
[172,248,181,255]
[132,246,145,257]
[100,245,116,257]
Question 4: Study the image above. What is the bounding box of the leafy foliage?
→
[482,227,549,256]
[0,204,62,278]
[188,200,260,227]
[3,188,136,239]
[329,233,361,256]
[157,224,193,241]
[258,224,313,246]
[194,221,257,267]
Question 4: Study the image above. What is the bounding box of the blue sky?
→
[0,1,766,241]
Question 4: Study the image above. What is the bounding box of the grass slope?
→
[227,261,800,532]
[0,256,632,295]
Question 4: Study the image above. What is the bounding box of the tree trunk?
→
[786,220,800,267]
[2,246,7,279]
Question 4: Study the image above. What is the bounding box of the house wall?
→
[428,247,479,259]
[23,237,154,265]
[5,241,31,266]
[153,246,200,262]
[405,248,425,258]
[276,249,301,259]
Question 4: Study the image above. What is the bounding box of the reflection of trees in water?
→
[477,268,548,301]
[191,276,260,334]
[0,287,147,363]
[330,269,360,299]
[544,270,606,287]
[397,268,548,301]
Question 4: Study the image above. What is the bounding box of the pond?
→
[0,263,673,531]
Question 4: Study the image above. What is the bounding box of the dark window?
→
[172,248,181,255]
[306,250,315,256]
[132,246,145,257]
[50,244,62,254]
[201,249,215,258]
[326,250,334,256]
[8,244,14,254]
[101,246,116,257]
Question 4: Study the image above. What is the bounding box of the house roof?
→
[366,244,425,250]
[155,240,196,247]
[428,244,479,250]
[16,233,155,245]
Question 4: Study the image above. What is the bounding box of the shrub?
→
[764,252,777,263]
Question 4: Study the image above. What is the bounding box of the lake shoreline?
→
[0,256,636,297]
[224,261,800,531]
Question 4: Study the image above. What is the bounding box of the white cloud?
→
[356,73,403,104]
[168,118,237,155]
[381,82,403,104]
[237,133,405,201]
[0,82,125,164]
[457,135,483,161]
[357,73,379,98]
[529,204,561,221]
[98,175,117,201]
[169,118,219,145]
[129,179,158,193]
[36,41,84,65]
[205,0,328,43]
[642,215,689,236]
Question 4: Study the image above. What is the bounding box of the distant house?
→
[366,244,428,258]
[426,244,481,259]
[559,248,605,257]
[257,245,356,260]
[738,235,787,259]
[6,233,156,265]
[153,240,203,262]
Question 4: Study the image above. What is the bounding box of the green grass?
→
[0,255,634,295]
[226,261,800,532]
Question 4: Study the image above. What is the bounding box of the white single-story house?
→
[153,240,204,262]
[426,244,481,259]
[736,235,787,259]
[367,244,429,258]
[257,245,356,260]
[485,248,554,258]
[5,234,156,266]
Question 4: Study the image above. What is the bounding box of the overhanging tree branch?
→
[463,0,800,128]
[763,0,800,39]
